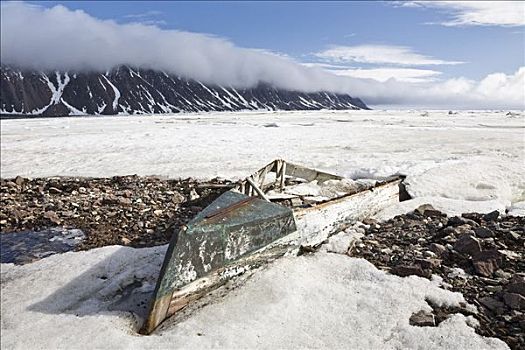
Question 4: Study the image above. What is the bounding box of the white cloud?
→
[315,45,464,66]
[0,2,353,93]
[353,67,525,109]
[402,1,525,27]
[0,2,523,109]
[328,67,442,83]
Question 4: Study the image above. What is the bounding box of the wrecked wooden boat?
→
[140,159,405,334]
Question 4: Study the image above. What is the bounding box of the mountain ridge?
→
[0,65,368,117]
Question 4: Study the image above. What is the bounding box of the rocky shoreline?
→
[1,176,523,348]
[0,175,232,250]
[351,206,524,349]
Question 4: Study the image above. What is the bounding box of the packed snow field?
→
[1,110,523,349]
[2,110,524,215]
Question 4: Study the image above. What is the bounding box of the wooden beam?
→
[246,177,270,202]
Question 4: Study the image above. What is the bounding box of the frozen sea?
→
[1,109,523,349]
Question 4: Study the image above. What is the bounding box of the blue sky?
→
[3,1,525,108]
[29,1,524,81]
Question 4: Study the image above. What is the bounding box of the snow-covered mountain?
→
[0,65,368,117]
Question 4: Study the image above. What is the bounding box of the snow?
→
[0,247,507,349]
[1,109,522,348]
[101,74,121,111]
[1,110,522,216]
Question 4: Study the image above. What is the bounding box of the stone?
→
[424,209,444,218]
[429,243,447,256]
[503,292,525,310]
[391,265,431,278]
[409,310,436,327]
[423,250,437,258]
[486,285,503,293]
[48,187,63,194]
[483,210,500,222]
[416,258,441,270]
[472,250,503,277]
[43,211,61,225]
[118,197,132,206]
[415,204,435,216]
[14,176,25,187]
[172,192,185,204]
[448,216,466,227]
[453,234,481,256]
[480,296,506,313]
[507,275,525,296]
[474,227,494,238]
[461,212,482,223]
[121,189,133,198]
[494,269,512,280]
[448,216,478,228]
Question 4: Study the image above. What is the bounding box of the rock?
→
[415,204,435,216]
[43,211,61,225]
[447,216,478,228]
[483,210,500,222]
[118,197,132,206]
[474,227,494,238]
[480,296,506,314]
[14,176,25,187]
[494,269,512,280]
[416,258,442,270]
[171,192,185,204]
[424,209,444,218]
[189,189,200,201]
[486,285,503,293]
[447,216,466,227]
[48,187,63,194]
[429,243,447,257]
[153,209,163,216]
[507,275,525,296]
[423,250,437,258]
[453,234,481,256]
[391,265,431,278]
[461,212,482,223]
[472,250,503,277]
[503,292,525,310]
[121,189,133,198]
[409,310,436,327]
[121,237,131,245]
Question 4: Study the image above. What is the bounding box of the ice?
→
[1,109,521,347]
[508,201,525,216]
[2,110,522,217]
[0,248,508,349]
[101,74,121,110]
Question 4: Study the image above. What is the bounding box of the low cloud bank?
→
[1,2,523,109]
[0,2,353,93]
[354,67,525,109]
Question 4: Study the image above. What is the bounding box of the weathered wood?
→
[284,161,342,183]
[246,177,270,202]
[140,159,403,335]
[279,161,286,191]
[140,190,296,334]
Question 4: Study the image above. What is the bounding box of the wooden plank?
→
[279,161,286,190]
[285,162,342,183]
[246,177,270,202]
[140,176,403,335]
